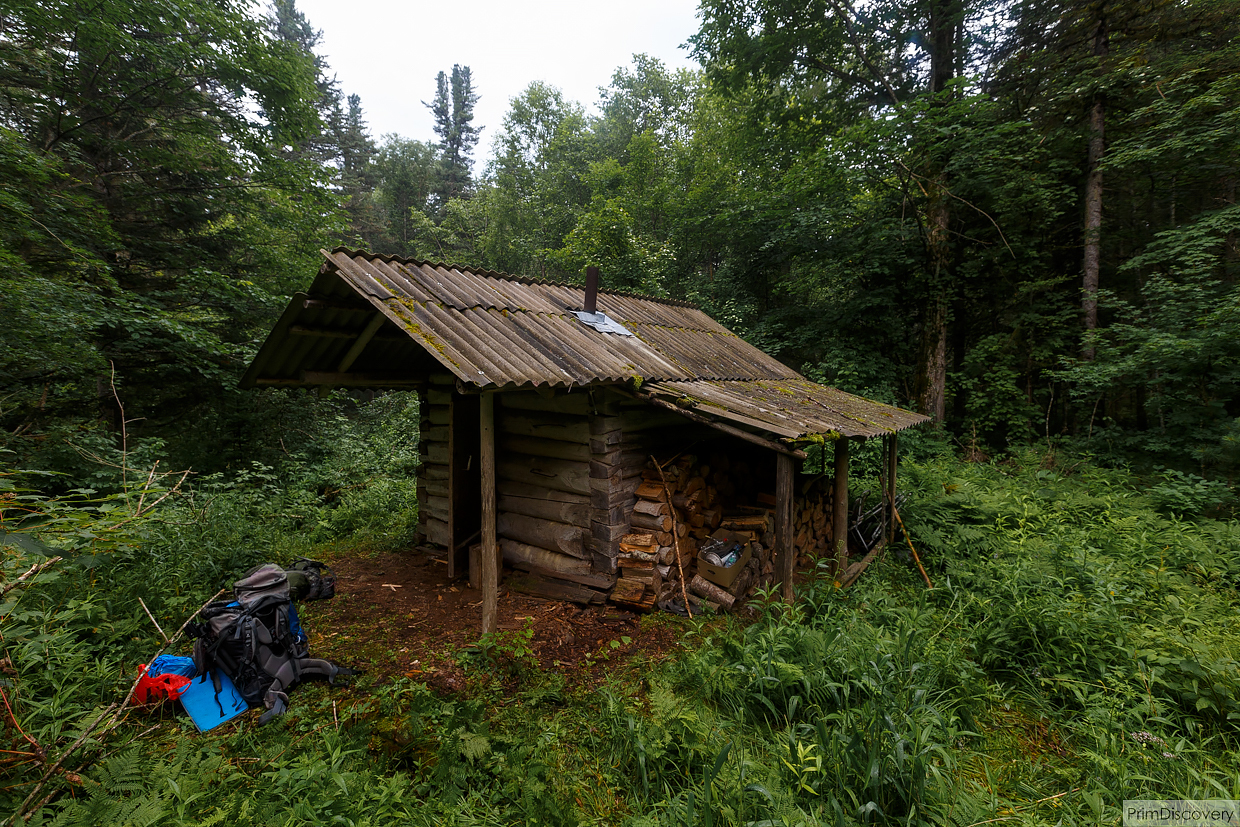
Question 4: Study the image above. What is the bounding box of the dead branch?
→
[6,586,227,824]
[651,455,692,619]
[0,558,63,597]
[137,598,169,645]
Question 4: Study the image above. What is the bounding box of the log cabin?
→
[242,249,930,632]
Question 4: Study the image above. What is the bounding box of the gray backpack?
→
[191,563,353,725]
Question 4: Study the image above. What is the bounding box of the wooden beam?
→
[290,324,404,341]
[302,297,371,312]
[302,371,422,386]
[290,325,355,339]
[639,394,807,459]
[480,391,498,636]
[775,452,796,601]
[833,437,850,573]
[336,312,388,373]
[253,378,310,387]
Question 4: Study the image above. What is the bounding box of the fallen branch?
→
[652,455,692,619]
[0,557,63,597]
[887,494,932,589]
[137,598,169,645]
[6,586,227,825]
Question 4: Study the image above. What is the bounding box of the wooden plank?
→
[427,405,449,425]
[498,412,590,444]
[425,517,450,548]
[501,538,594,575]
[427,388,452,405]
[513,562,616,590]
[422,425,449,443]
[509,572,604,605]
[424,441,449,465]
[480,392,497,635]
[500,391,592,415]
[499,434,591,462]
[422,462,449,481]
[498,494,590,528]
[420,494,449,523]
[497,480,590,504]
[776,452,796,602]
[498,454,590,496]
[419,479,449,498]
[498,512,588,558]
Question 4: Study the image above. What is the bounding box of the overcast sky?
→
[294,0,704,157]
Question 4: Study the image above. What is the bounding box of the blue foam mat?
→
[179,671,249,732]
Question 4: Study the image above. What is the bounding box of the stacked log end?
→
[609,453,789,615]
[791,478,834,568]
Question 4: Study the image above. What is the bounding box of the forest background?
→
[2,1,1240,824]
[2,0,1238,483]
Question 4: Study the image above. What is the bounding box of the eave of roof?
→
[240,249,932,442]
[637,379,929,440]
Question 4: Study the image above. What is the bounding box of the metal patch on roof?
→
[572,310,633,337]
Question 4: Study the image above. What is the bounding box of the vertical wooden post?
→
[479,391,497,636]
[833,437,850,573]
[887,433,898,543]
[775,452,796,602]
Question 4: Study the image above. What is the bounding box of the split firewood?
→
[634,481,668,501]
[689,575,736,610]
[611,578,647,603]
[633,500,670,518]
[631,512,672,532]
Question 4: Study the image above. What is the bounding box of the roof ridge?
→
[326,247,700,310]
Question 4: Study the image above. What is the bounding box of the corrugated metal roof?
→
[637,379,928,440]
[241,249,930,439]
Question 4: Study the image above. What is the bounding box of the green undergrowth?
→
[2,449,1239,825]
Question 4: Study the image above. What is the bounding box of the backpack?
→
[190,561,353,725]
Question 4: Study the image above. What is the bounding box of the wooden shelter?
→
[242,249,929,632]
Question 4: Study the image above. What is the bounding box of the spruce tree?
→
[425,65,482,210]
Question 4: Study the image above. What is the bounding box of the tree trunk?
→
[916,194,951,422]
[914,0,961,423]
[1082,13,1108,361]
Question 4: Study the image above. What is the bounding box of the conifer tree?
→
[425,65,482,209]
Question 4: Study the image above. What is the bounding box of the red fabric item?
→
[133,666,192,706]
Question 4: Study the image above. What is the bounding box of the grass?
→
[3,448,1240,825]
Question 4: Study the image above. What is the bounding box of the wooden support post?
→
[480,391,498,636]
[833,437,850,573]
[887,434,897,546]
[775,452,796,601]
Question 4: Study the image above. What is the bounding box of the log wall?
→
[416,376,453,549]
[494,390,597,586]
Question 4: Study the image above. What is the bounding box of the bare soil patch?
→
[299,547,690,695]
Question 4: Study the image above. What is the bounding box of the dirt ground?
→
[299,547,690,694]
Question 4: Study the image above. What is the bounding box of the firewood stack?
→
[608,453,791,614]
[791,478,834,567]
